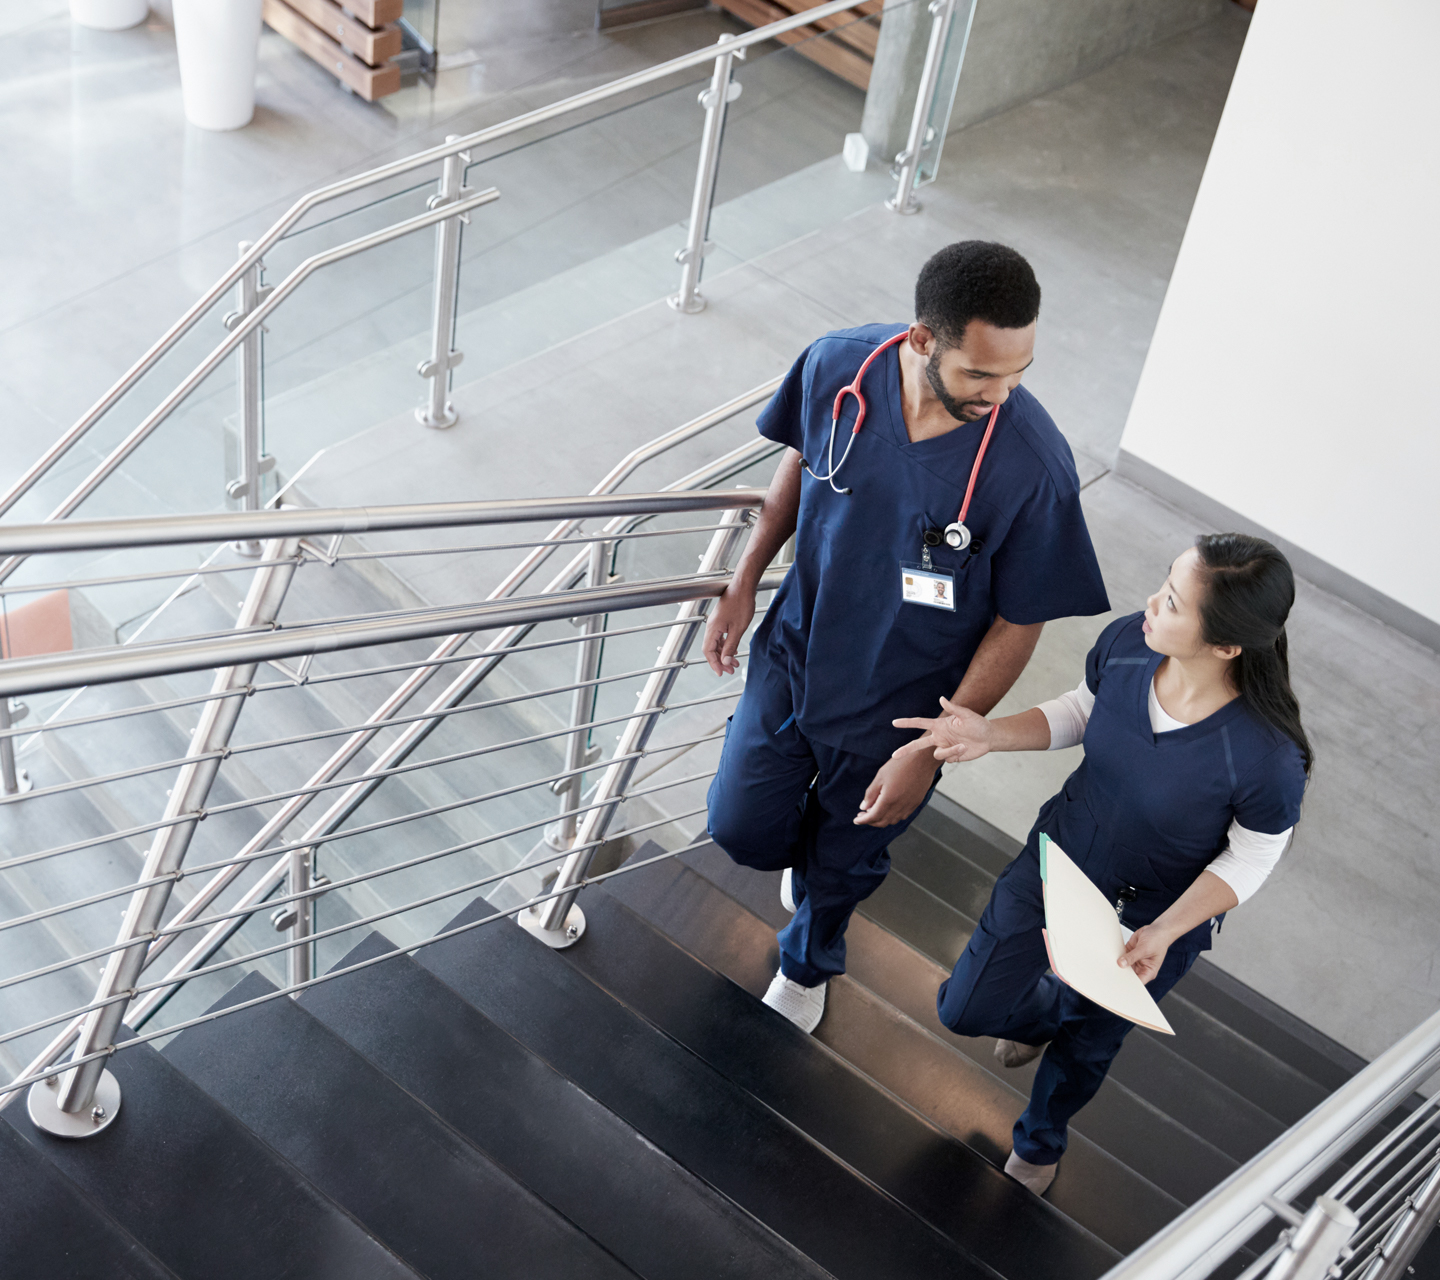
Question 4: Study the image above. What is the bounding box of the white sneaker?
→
[1004,1149,1058,1195]
[780,867,797,913]
[761,969,826,1033]
[994,1038,1047,1069]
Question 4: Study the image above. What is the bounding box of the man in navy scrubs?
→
[703,241,1110,1032]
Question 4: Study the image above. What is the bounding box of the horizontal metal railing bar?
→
[0,659,739,880]
[0,518,732,599]
[0,801,711,1053]
[0,759,721,993]
[1345,1157,1440,1262]
[0,608,748,743]
[1351,1142,1440,1222]
[1099,1008,1440,1280]
[0,671,737,939]
[0,186,504,588]
[0,564,778,697]
[0,749,225,808]
[0,833,707,1101]
[0,490,765,558]
[1331,1095,1440,1200]
[0,555,300,600]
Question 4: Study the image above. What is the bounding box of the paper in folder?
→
[1039,834,1174,1035]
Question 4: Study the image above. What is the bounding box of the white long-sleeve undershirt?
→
[1036,677,1288,904]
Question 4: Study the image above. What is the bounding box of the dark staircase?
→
[1,794,1377,1279]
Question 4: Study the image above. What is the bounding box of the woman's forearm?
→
[1150,870,1240,941]
[985,707,1053,752]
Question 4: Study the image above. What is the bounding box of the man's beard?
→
[925,349,992,422]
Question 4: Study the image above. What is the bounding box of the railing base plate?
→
[27,1069,121,1139]
[517,903,586,949]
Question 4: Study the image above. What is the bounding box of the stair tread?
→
[614,842,1190,1252]
[301,931,832,1280]
[164,970,639,1280]
[0,1118,180,1280]
[675,840,1244,1206]
[543,861,1126,1276]
[3,1032,419,1280]
[415,899,1004,1280]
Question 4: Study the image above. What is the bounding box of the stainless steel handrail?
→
[0,487,763,557]
[0,0,857,521]
[0,187,500,587]
[0,563,758,697]
[1100,1007,1440,1280]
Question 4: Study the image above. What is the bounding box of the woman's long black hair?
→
[1194,533,1314,774]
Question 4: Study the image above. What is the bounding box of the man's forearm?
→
[734,449,802,590]
[951,616,1044,717]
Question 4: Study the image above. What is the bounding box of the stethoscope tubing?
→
[805,329,1002,542]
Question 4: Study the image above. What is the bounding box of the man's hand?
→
[892,696,994,763]
[703,582,757,676]
[1118,923,1176,984]
[854,750,937,827]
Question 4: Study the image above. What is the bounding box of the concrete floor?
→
[6,1,1439,1068]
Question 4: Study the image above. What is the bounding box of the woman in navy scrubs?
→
[894,534,1311,1195]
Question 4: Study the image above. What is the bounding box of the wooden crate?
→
[263,0,402,101]
[713,0,882,91]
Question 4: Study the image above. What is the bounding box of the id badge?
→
[900,562,955,611]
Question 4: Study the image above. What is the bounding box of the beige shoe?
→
[1004,1150,1058,1195]
[761,969,826,1033]
[994,1038,1047,1068]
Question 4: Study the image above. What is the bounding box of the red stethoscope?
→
[800,330,1000,551]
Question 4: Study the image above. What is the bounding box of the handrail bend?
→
[0,0,863,521]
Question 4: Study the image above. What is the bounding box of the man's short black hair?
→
[914,241,1041,346]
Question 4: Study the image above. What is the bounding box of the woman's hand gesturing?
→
[892,696,993,764]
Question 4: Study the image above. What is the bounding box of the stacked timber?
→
[713,0,882,90]
[263,0,404,101]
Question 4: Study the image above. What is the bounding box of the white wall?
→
[1119,0,1440,628]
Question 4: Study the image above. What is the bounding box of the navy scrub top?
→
[752,323,1110,759]
[1044,612,1308,952]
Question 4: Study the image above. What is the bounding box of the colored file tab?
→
[1039,834,1174,1035]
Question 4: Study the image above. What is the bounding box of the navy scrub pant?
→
[706,656,936,989]
[937,844,1198,1166]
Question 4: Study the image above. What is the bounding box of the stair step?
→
[609,842,1182,1256]
[672,840,1245,1207]
[413,899,999,1280]
[164,971,638,1280]
[301,931,831,1280]
[0,1118,179,1280]
[2,1033,419,1280]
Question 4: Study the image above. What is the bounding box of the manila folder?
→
[1039,834,1174,1035]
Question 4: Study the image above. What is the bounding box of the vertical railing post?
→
[1265,1197,1360,1280]
[525,507,752,946]
[669,35,744,315]
[552,537,610,851]
[0,698,31,796]
[27,536,301,1138]
[223,241,274,555]
[416,137,470,429]
[887,0,958,216]
[287,846,313,990]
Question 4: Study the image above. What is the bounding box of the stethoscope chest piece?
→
[943,522,971,551]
